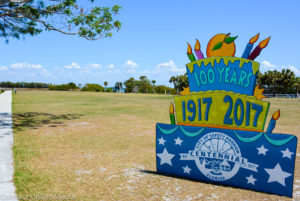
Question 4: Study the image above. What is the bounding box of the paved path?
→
[0,91,17,201]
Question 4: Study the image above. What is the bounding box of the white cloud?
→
[124,60,138,68]
[10,62,43,69]
[106,64,114,69]
[261,61,276,68]
[285,65,300,76]
[260,61,300,76]
[0,66,8,71]
[87,64,102,69]
[154,60,185,74]
[64,62,80,69]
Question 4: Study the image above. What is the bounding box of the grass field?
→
[12,91,300,201]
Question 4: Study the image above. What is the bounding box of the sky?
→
[0,0,300,87]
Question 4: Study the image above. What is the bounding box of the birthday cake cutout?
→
[156,33,298,198]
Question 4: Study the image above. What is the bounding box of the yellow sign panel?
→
[174,91,269,132]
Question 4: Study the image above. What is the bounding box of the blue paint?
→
[234,98,244,126]
[187,59,257,96]
[198,99,202,121]
[182,101,186,121]
[252,103,263,127]
[223,95,233,125]
[203,97,212,121]
[156,123,298,198]
[246,102,251,126]
[187,100,196,122]
[242,43,254,59]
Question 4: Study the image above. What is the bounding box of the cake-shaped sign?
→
[156,33,298,198]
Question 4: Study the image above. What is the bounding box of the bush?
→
[106,88,113,92]
[81,84,104,92]
[155,85,176,95]
[48,82,78,90]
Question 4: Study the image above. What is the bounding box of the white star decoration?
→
[264,163,292,186]
[157,148,175,166]
[246,174,257,185]
[174,137,183,146]
[281,148,294,159]
[158,137,166,145]
[257,145,268,156]
[183,165,191,174]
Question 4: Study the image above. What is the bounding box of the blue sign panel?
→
[186,58,258,96]
[156,123,297,198]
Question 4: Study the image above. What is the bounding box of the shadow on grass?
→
[13,112,83,131]
[140,169,249,191]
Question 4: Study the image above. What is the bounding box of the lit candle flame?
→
[195,39,201,51]
[249,33,260,44]
[169,103,174,114]
[187,42,193,54]
[259,37,271,48]
[272,110,280,120]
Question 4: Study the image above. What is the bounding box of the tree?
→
[81,83,104,92]
[258,69,298,94]
[280,69,295,93]
[293,77,300,94]
[169,76,177,90]
[151,80,156,93]
[169,74,188,94]
[104,81,108,92]
[124,77,135,93]
[115,82,122,92]
[139,75,152,93]
[0,0,121,41]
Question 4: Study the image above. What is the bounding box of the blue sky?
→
[0,0,300,87]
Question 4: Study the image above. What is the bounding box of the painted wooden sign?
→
[186,57,259,96]
[174,91,269,132]
[155,33,298,198]
[156,123,297,198]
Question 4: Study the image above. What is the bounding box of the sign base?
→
[156,123,297,198]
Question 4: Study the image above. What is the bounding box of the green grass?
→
[12,91,300,201]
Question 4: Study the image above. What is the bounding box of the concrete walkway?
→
[0,91,17,201]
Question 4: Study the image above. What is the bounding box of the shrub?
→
[81,84,104,92]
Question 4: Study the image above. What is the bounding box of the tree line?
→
[257,69,300,94]
[167,69,300,95]
[1,68,299,94]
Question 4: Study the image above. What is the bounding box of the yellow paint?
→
[174,91,269,132]
[206,33,236,57]
[272,110,280,120]
[254,85,266,100]
[169,103,174,114]
[186,57,260,75]
[259,37,271,48]
[249,33,260,44]
[180,87,190,96]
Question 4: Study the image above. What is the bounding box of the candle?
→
[248,36,271,61]
[241,33,259,58]
[266,110,280,134]
[169,103,176,125]
[194,39,204,60]
[187,42,196,62]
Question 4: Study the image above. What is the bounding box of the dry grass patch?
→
[12,91,300,200]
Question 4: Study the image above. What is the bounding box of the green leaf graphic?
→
[224,36,238,44]
[212,41,223,51]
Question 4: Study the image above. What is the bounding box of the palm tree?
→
[151,80,156,87]
[281,69,295,93]
[124,77,136,93]
[115,82,123,92]
[104,81,108,92]
[169,76,177,89]
[139,75,148,93]
[293,77,300,95]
